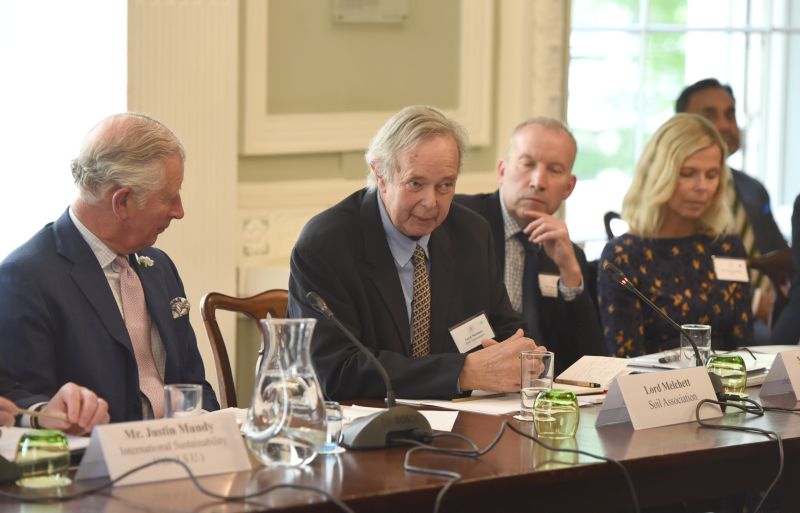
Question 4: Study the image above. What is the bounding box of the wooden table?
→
[2,394,799,512]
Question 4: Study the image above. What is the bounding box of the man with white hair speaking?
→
[288,106,537,400]
[0,113,219,422]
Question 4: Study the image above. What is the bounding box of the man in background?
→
[456,118,606,372]
[288,105,537,400]
[0,113,219,422]
[676,79,788,336]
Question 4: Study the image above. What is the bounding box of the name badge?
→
[595,367,721,430]
[76,409,250,486]
[760,349,800,399]
[449,312,495,353]
[712,256,749,282]
[538,274,559,298]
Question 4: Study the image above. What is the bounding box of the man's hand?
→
[459,329,543,392]
[522,210,581,287]
[40,382,110,435]
[0,397,17,427]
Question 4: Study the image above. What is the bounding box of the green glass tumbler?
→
[706,354,747,397]
[533,390,579,439]
[14,429,72,488]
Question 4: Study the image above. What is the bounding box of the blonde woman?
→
[598,113,753,357]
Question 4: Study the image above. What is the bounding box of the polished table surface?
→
[2,393,799,513]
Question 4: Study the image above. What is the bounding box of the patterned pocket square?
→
[170,297,190,319]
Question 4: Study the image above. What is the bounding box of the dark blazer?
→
[288,188,525,400]
[769,193,800,344]
[732,169,787,254]
[455,191,607,373]
[0,359,47,409]
[0,210,219,422]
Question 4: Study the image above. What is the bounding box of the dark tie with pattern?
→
[515,233,544,344]
[411,245,431,357]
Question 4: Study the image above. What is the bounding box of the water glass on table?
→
[679,324,712,367]
[164,384,203,418]
[515,350,554,422]
[318,401,345,455]
[15,429,71,488]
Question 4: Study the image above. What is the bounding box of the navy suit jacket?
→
[731,169,787,255]
[0,210,219,422]
[454,191,607,373]
[288,188,525,400]
[0,359,47,409]
[770,194,800,344]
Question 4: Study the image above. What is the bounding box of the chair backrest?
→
[199,289,289,408]
[603,211,628,240]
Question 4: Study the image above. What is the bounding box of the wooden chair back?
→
[199,289,289,408]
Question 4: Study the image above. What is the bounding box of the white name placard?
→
[596,367,722,429]
[449,312,495,353]
[712,256,749,282]
[76,409,250,486]
[759,350,800,399]
[538,274,559,298]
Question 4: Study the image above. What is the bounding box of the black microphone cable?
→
[694,398,783,513]
[394,420,641,513]
[0,457,356,512]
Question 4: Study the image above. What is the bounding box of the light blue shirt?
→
[376,192,430,328]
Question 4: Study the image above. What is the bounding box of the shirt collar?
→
[376,191,430,267]
[68,207,122,269]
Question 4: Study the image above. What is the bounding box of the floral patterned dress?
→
[598,233,753,357]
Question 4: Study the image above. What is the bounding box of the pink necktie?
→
[116,255,165,418]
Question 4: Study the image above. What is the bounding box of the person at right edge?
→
[676,78,787,341]
[770,193,800,344]
[598,114,753,357]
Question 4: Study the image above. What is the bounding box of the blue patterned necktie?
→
[515,233,544,344]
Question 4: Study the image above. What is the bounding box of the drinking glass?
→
[706,354,747,397]
[679,324,712,367]
[15,429,71,488]
[318,401,345,455]
[533,390,580,439]
[515,351,554,422]
[164,384,203,418]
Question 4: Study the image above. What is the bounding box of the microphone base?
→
[342,405,431,449]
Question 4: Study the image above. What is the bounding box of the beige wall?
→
[130,0,570,406]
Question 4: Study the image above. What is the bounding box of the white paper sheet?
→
[342,405,459,432]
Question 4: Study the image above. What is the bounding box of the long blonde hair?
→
[622,113,731,237]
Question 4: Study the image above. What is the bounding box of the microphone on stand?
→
[306,291,431,449]
[602,261,727,397]
[602,261,704,367]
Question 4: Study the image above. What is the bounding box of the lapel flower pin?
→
[135,253,155,268]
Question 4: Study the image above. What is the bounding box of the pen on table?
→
[554,378,601,388]
[452,392,507,402]
[658,353,680,364]
[16,408,68,422]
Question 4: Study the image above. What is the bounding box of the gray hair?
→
[507,116,577,157]
[365,105,468,188]
[71,113,185,207]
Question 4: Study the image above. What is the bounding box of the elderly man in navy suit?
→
[289,106,537,401]
[0,113,219,422]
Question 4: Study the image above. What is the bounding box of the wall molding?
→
[237,171,498,273]
[242,0,494,154]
